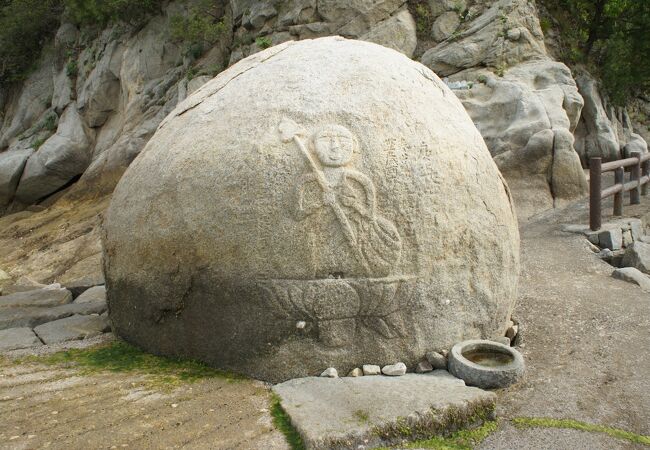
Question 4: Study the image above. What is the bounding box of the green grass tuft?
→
[270,393,305,450]
[399,420,498,449]
[25,340,244,389]
[354,409,370,424]
[512,417,650,446]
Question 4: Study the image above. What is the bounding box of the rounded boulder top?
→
[103,37,519,383]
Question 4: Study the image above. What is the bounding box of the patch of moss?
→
[354,409,370,424]
[399,419,498,449]
[512,417,650,446]
[270,393,305,450]
[25,340,244,389]
[375,399,495,443]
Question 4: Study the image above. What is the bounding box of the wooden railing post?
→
[642,158,649,196]
[590,157,602,231]
[613,167,624,216]
[630,151,641,205]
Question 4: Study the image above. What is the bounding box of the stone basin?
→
[448,339,525,389]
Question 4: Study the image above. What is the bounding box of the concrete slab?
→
[34,314,110,344]
[272,371,496,449]
[0,327,42,351]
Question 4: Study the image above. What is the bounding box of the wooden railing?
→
[589,151,650,230]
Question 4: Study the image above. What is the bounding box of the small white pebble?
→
[296,321,306,329]
[171,404,178,408]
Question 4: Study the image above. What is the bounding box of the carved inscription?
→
[258,119,413,347]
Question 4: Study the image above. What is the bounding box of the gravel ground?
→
[479,195,650,449]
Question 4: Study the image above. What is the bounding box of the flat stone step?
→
[34,314,110,344]
[272,370,496,450]
[0,298,107,330]
[0,288,72,308]
[0,327,42,352]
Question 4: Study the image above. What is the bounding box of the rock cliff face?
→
[0,0,647,283]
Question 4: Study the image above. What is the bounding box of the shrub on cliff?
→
[540,0,650,104]
[0,0,62,83]
[0,0,166,86]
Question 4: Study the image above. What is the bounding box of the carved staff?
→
[279,118,372,276]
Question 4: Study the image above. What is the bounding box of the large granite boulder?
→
[103,37,520,382]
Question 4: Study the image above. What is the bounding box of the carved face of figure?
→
[312,125,354,167]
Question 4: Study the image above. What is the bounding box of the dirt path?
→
[480,196,650,449]
[0,350,288,450]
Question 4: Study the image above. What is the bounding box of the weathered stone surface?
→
[347,367,363,377]
[623,133,648,159]
[77,40,123,128]
[621,242,650,274]
[493,336,511,346]
[426,351,448,370]
[0,288,72,308]
[431,11,460,42]
[0,300,107,330]
[34,314,110,344]
[363,364,381,375]
[599,228,623,251]
[611,267,650,293]
[574,71,621,162]
[59,254,105,297]
[73,285,106,304]
[0,147,33,205]
[421,0,546,77]
[360,8,417,58]
[382,362,406,376]
[0,52,54,149]
[450,60,586,219]
[0,268,11,286]
[15,104,93,204]
[415,360,433,373]
[0,327,42,351]
[272,373,496,449]
[104,37,520,383]
[317,0,403,37]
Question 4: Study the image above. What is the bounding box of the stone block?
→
[612,267,650,293]
[621,242,650,274]
[598,228,623,250]
[0,327,42,351]
[34,314,110,344]
[0,288,72,308]
[272,373,495,449]
[0,299,108,330]
[73,285,106,304]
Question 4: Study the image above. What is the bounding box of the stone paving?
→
[0,285,109,352]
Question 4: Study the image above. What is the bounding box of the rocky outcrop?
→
[0,0,648,281]
[421,0,547,76]
[443,59,587,217]
[15,104,92,204]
